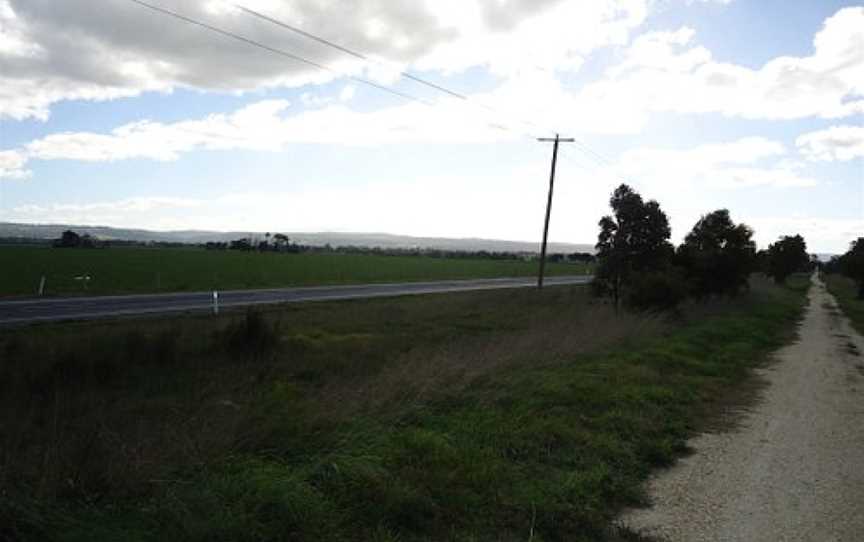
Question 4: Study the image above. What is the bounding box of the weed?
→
[0,278,807,541]
[226,309,280,359]
[825,274,864,335]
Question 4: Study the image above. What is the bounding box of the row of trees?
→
[53,230,102,249]
[824,238,864,299]
[592,184,813,310]
[206,234,594,263]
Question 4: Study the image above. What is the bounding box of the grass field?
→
[824,273,864,335]
[0,246,584,297]
[0,275,806,541]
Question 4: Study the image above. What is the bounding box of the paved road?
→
[0,275,591,326]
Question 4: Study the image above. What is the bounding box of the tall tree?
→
[840,237,864,299]
[594,184,674,308]
[766,234,809,284]
[676,209,756,297]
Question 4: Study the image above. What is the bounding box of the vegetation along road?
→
[0,275,591,326]
[621,273,864,541]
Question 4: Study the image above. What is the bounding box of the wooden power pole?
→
[537,134,575,289]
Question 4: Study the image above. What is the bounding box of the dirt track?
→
[621,273,864,541]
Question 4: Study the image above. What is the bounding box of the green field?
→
[0,275,806,541]
[825,273,864,335]
[0,246,585,297]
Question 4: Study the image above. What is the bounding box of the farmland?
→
[0,246,585,297]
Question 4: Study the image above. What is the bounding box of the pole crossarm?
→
[537,134,575,289]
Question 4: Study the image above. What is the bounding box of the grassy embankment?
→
[0,275,808,541]
[0,246,584,297]
[824,273,864,335]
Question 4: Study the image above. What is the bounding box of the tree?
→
[676,209,756,297]
[594,184,674,308]
[53,230,81,248]
[229,238,253,251]
[766,234,809,284]
[272,233,290,251]
[840,238,864,299]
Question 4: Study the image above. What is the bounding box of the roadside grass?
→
[824,274,864,335]
[0,246,585,297]
[0,275,806,541]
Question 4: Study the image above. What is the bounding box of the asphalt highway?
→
[0,275,591,326]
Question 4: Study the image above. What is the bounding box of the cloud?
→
[0,150,30,179]
[796,125,864,161]
[571,6,864,125]
[747,216,864,253]
[614,137,820,189]
[4,96,526,176]
[0,0,648,120]
[413,6,864,139]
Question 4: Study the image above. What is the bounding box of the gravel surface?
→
[620,273,864,541]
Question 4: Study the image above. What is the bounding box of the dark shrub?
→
[151,328,180,367]
[626,267,688,311]
[227,309,280,357]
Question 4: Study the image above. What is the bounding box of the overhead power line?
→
[128,0,436,107]
[129,0,620,175]
[233,3,472,102]
[128,0,521,135]
[231,2,560,141]
[234,2,625,169]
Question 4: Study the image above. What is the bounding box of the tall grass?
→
[0,277,806,541]
[824,273,864,335]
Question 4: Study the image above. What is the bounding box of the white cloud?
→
[410,6,864,140]
[614,137,819,189]
[606,27,711,77]
[0,0,648,120]
[2,96,526,175]
[416,0,646,76]
[796,125,864,161]
[571,6,864,126]
[339,84,356,102]
[2,102,825,197]
[747,216,864,253]
[0,150,30,179]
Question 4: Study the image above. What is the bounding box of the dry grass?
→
[314,297,669,421]
[0,277,808,541]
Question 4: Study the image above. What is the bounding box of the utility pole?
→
[537,134,575,289]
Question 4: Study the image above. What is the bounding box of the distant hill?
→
[0,222,594,254]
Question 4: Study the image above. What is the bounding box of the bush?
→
[626,267,688,311]
[226,309,280,357]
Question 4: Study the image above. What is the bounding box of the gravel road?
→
[621,273,864,541]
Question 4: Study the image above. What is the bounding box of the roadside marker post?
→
[213,291,219,315]
[38,275,46,296]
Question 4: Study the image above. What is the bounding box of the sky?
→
[0,0,862,253]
